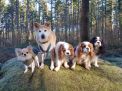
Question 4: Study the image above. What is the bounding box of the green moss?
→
[0,58,122,91]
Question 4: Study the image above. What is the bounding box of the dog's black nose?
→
[86,48,89,51]
[24,54,26,56]
[97,41,100,44]
[41,34,45,39]
[66,52,70,55]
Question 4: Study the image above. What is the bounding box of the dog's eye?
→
[44,30,47,32]
[83,45,85,48]
[39,30,41,32]
[22,53,23,55]
[26,52,28,54]
[63,49,66,52]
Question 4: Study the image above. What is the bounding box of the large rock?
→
[103,57,122,68]
[0,58,122,91]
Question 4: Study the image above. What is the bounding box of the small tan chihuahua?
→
[15,46,39,73]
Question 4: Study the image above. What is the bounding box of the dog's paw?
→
[64,65,69,69]
[50,66,54,71]
[71,65,75,70]
[40,64,44,69]
[85,66,91,70]
[95,64,99,67]
[24,69,28,73]
[54,67,60,72]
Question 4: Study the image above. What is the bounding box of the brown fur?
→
[51,48,56,62]
[33,22,56,47]
[33,22,40,30]
[69,44,74,60]
[58,44,65,60]
[33,22,51,31]
[77,43,83,64]
[88,43,95,58]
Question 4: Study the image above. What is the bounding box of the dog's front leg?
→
[40,53,45,69]
[64,61,69,68]
[31,61,35,73]
[35,56,40,68]
[50,60,55,70]
[54,60,61,71]
[84,58,91,70]
[24,65,28,73]
[93,56,99,67]
[71,59,76,70]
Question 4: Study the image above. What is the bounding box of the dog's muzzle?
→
[95,41,101,46]
[41,34,45,39]
[83,48,89,53]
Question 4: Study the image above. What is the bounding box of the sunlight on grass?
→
[0,58,122,91]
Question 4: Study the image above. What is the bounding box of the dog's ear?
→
[58,44,65,60]
[90,37,96,44]
[77,43,83,57]
[27,46,33,52]
[44,22,51,27]
[33,22,40,30]
[15,48,22,57]
[89,43,95,58]
[69,44,74,60]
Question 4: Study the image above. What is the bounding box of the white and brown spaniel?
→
[50,41,74,71]
[90,36,105,56]
[72,41,99,70]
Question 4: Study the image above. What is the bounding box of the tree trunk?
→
[80,0,89,41]
[10,0,15,47]
[26,0,29,44]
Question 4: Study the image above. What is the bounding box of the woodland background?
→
[0,0,122,62]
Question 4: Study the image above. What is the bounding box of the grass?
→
[0,58,122,91]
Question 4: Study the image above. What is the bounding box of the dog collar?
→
[39,43,51,53]
[40,41,49,44]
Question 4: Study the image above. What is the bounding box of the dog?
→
[33,22,56,69]
[15,46,39,73]
[72,41,99,70]
[90,36,105,56]
[50,41,74,71]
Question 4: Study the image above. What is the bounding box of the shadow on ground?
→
[0,58,122,91]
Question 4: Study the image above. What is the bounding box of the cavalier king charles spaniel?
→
[90,36,105,56]
[50,41,74,71]
[72,41,99,70]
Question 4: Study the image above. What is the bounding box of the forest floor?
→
[0,58,122,91]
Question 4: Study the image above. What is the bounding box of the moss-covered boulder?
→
[0,58,122,91]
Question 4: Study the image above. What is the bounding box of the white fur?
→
[34,24,56,69]
[35,27,51,44]
[38,53,45,69]
[55,41,71,57]
[24,60,35,73]
[15,48,39,73]
[72,42,99,70]
[50,41,71,71]
[71,61,76,70]
[82,41,91,53]
[54,60,62,71]
[50,60,55,70]
[94,37,102,47]
[35,56,40,68]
